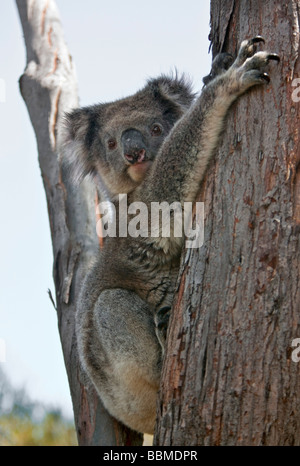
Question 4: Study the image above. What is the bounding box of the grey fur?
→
[58,37,279,434]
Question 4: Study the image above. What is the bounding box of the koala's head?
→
[59,74,195,195]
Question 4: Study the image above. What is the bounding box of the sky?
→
[0,0,211,419]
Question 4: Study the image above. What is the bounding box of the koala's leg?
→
[77,288,161,435]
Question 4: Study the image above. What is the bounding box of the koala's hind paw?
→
[154,306,171,353]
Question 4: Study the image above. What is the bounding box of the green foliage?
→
[0,411,77,446]
[0,368,77,446]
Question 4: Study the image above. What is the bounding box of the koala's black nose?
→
[121,129,147,164]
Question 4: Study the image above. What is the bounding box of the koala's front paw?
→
[233,36,280,90]
[203,52,234,85]
[234,36,266,65]
[154,306,171,354]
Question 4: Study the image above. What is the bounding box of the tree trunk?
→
[16,0,143,446]
[154,0,300,446]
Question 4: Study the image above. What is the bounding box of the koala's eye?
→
[151,125,162,137]
[108,139,117,150]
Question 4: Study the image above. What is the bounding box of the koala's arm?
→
[144,37,279,204]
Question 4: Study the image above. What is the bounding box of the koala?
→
[59,37,279,435]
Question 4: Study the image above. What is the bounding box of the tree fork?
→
[154,0,300,446]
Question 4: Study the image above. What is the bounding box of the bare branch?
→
[47,288,56,310]
[16,0,143,446]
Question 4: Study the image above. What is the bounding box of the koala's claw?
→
[204,36,279,87]
[228,36,280,91]
[267,53,280,63]
[236,37,280,65]
[261,72,271,83]
[235,36,268,66]
[250,36,265,45]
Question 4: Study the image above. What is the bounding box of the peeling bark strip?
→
[155,0,300,446]
[16,0,143,446]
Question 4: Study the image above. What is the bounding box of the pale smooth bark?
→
[16,0,142,446]
[155,0,300,446]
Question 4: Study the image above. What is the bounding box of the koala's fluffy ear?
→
[147,73,196,116]
[57,106,100,183]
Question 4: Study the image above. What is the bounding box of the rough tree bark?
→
[16,0,143,446]
[154,0,300,446]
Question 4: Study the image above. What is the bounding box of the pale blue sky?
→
[0,0,211,418]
